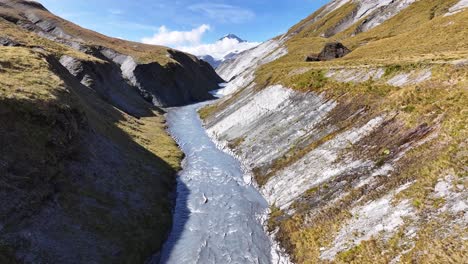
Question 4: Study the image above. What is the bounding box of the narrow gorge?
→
[0,0,466,263]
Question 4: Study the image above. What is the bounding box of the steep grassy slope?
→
[204,0,467,263]
[255,0,467,85]
[0,0,172,64]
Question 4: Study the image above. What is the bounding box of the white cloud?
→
[188,3,255,24]
[141,24,211,46]
[178,37,259,60]
[141,25,259,60]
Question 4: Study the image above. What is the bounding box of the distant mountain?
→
[199,54,222,69]
[220,34,246,43]
[199,49,246,69]
[197,34,258,69]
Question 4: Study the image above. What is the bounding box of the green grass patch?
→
[198,103,219,121]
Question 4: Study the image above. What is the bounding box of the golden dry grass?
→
[0,1,180,65]
[117,113,183,171]
[254,0,467,87]
[0,18,100,62]
[244,2,468,262]
[0,47,65,101]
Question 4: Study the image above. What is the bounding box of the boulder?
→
[305,42,351,62]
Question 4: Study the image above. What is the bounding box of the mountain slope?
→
[0,0,223,108]
[0,0,221,263]
[202,0,467,263]
[0,46,181,264]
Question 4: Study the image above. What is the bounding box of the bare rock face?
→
[59,55,157,117]
[319,42,351,60]
[306,42,351,62]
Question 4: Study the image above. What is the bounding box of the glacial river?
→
[157,102,272,264]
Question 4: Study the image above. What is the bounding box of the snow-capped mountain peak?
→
[220,34,246,43]
[193,34,260,69]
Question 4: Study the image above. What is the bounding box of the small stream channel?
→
[156,101,272,264]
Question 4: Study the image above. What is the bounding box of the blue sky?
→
[37,0,329,44]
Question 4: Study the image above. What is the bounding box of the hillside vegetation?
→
[0,45,183,263]
[0,0,171,64]
[256,0,467,85]
[203,0,467,263]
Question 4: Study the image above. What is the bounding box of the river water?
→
[158,102,272,264]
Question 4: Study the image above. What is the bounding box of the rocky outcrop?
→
[305,42,351,61]
[204,77,456,263]
[325,67,433,86]
[352,0,417,34]
[59,55,156,117]
[100,47,223,107]
[445,0,468,16]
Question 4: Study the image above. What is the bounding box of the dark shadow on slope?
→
[58,54,162,119]
[52,52,200,264]
[0,54,184,263]
[132,50,224,108]
[146,179,191,264]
